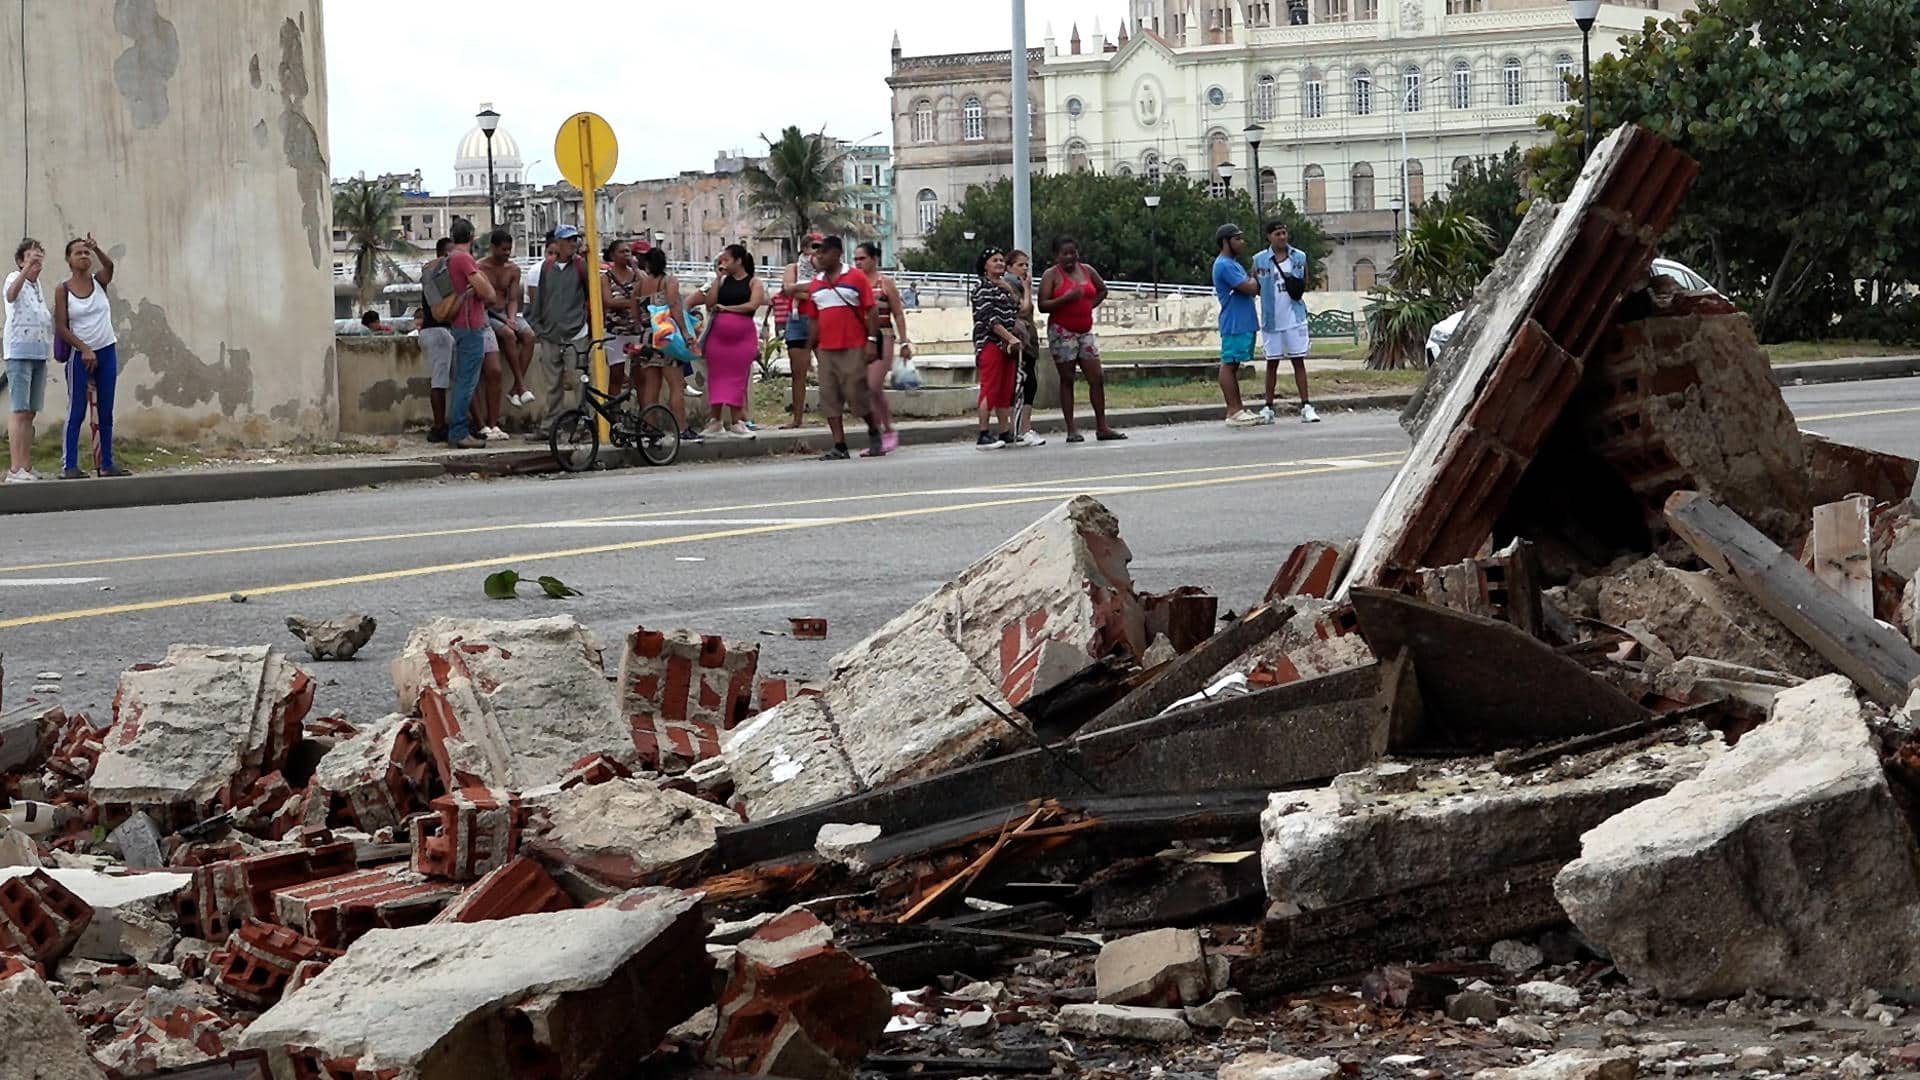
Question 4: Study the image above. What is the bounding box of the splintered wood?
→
[1809,496,1874,615]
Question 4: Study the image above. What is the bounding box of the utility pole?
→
[1011,0,1031,258]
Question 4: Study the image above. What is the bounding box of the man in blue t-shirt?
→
[1253,221,1319,424]
[1211,224,1262,427]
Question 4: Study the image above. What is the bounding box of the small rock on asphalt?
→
[1602,1009,1640,1027]
[1447,990,1505,1024]
[1496,1016,1555,1047]
[1516,980,1582,1011]
[1184,990,1247,1030]
[1217,1052,1343,1080]
[1056,1003,1193,1043]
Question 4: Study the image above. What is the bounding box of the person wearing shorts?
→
[802,236,879,460]
[482,229,536,409]
[1254,221,1320,423]
[1211,224,1263,427]
[601,239,644,398]
[5,238,52,482]
[781,235,822,429]
[415,239,454,442]
[1039,236,1123,443]
[971,248,1022,450]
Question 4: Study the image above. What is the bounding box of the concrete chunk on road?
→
[89,645,313,820]
[242,889,711,1080]
[0,956,109,1080]
[395,616,635,791]
[307,713,438,833]
[1557,674,1920,999]
[527,776,738,888]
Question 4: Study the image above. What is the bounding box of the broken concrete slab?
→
[431,856,574,925]
[707,908,891,1078]
[1596,556,1828,678]
[1650,656,1800,720]
[307,713,438,833]
[1056,1003,1193,1044]
[1405,539,1543,637]
[397,616,636,791]
[527,777,737,889]
[0,705,62,775]
[0,866,188,963]
[286,615,377,661]
[242,890,711,1080]
[0,956,109,1080]
[1261,738,1717,912]
[722,695,866,823]
[1095,927,1212,1007]
[1091,849,1264,930]
[1805,433,1919,508]
[107,812,166,870]
[90,645,313,819]
[1557,675,1920,999]
[1184,989,1247,1030]
[619,626,758,772]
[1667,491,1920,706]
[1471,1049,1638,1080]
[1344,126,1699,593]
[1266,541,1353,603]
[1216,1051,1340,1079]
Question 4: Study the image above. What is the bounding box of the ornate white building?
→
[451,103,525,197]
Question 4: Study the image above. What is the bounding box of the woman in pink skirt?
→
[698,244,765,439]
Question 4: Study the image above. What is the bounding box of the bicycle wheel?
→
[549,409,600,473]
[636,404,682,466]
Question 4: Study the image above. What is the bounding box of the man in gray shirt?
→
[527,224,590,429]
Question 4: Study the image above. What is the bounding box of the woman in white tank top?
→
[52,235,127,478]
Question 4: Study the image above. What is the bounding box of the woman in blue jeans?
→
[52,235,126,477]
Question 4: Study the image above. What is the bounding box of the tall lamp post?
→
[1244,123,1265,222]
[1143,194,1161,300]
[476,106,501,229]
[1218,161,1237,199]
[1570,0,1600,161]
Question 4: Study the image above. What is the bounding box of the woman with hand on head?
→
[52,235,126,478]
[697,244,765,440]
[853,242,911,455]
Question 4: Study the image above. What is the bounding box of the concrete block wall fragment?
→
[0,869,95,963]
[270,865,461,949]
[309,715,439,833]
[619,625,760,772]
[431,857,575,924]
[409,788,524,881]
[707,908,892,1076]
[210,919,341,1007]
[173,840,358,940]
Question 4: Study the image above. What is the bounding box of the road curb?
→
[0,461,447,516]
[1773,356,1920,386]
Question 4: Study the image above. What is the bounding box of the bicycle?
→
[548,337,682,471]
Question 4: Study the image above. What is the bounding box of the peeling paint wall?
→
[2,1,336,444]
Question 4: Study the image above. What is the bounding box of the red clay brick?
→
[432,857,574,924]
[0,869,92,964]
[273,866,460,948]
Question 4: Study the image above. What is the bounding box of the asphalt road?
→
[5,377,1920,726]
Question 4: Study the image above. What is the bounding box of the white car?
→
[1424,257,1720,365]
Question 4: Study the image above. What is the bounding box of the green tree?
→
[900,171,1328,288]
[1422,146,1527,252]
[1527,0,1920,341]
[1364,209,1498,370]
[744,127,863,251]
[333,178,420,310]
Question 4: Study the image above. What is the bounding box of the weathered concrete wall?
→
[336,338,431,437]
[4,1,335,444]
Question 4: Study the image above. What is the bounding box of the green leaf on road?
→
[484,570,521,599]
[537,575,582,599]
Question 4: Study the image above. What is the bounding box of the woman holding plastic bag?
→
[853,243,912,456]
[635,246,700,441]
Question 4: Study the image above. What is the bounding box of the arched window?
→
[1169,161,1189,179]
[1555,52,1576,102]
[1452,155,1474,182]
[1354,257,1378,291]
[1144,151,1163,184]
[1404,159,1425,205]
[1066,139,1091,174]
[1503,57,1525,106]
[1451,60,1472,109]
[1301,71,1325,120]
[1404,65,1423,112]
[1259,168,1277,209]
[1351,162,1375,211]
[963,97,985,141]
[1116,163,1134,178]
[1208,131,1231,171]
[1303,164,1327,213]
[916,189,940,233]
[912,99,934,142]
[1255,74,1277,121]
[1353,68,1373,116]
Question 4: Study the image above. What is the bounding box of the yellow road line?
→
[0,451,1406,575]
[1798,406,1920,423]
[0,457,1403,629]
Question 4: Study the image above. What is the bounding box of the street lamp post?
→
[1571,0,1600,161]
[1218,161,1237,199]
[476,106,501,230]
[1143,194,1161,300]
[1244,123,1265,222]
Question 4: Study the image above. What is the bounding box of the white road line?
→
[0,577,107,586]
[1301,458,1391,470]
[530,518,829,528]
[931,486,1147,495]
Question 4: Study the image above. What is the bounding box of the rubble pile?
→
[12,125,1920,1078]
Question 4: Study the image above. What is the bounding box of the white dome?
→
[456,124,522,167]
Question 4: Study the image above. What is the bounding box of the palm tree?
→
[744,127,863,252]
[334,178,422,310]
[1364,209,1498,370]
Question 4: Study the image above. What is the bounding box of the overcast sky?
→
[322,0,1115,190]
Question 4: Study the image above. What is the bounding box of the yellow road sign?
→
[555,113,620,438]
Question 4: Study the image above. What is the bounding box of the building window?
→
[1259,168,1277,208]
[1354,257,1378,291]
[737,193,748,212]
[912,99,934,142]
[1145,151,1163,184]
[1503,57,1525,106]
[1170,161,1189,179]
[916,189,939,233]
[1207,86,1227,108]
[1066,139,1091,174]
[665,205,672,221]
[1451,60,1472,108]
[1352,162,1375,211]
[963,97,985,141]
[1303,71,1325,118]
[1208,130,1231,172]
[1304,164,1327,213]
[1317,0,1349,18]
[1404,65,1423,111]
[1352,68,1373,116]
[1028,99,1037,136]
[1453,155,1474,181]
[1404,158,1425,205]
[1357,0,1378,17]
[1255,74,1277,121]
[1116,163,1134,177]
[1556,52,1577,102]
[1066,96,1085,118]
[1445,0,1482,11]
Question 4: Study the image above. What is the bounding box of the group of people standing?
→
[1213,220,1322,427]
[5,234,127,483]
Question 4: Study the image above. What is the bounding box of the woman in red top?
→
[1037,237,1123,443]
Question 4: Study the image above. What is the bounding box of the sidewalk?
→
[3,353,1913,515]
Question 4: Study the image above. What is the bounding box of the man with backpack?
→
[1253,221,1320,423]
[439,219,499,449]
[526,224,591,434]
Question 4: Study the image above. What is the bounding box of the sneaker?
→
[1259,406,1276,424]
[454,436,487,449]
[1226,409,1262,428]
[1018,430,1047,448]
[1000,431,1020,448]
[975,431,1002,451]
[1096,429,1129,441]
[482,426,508,441]
[516,390,536,407]
[686,385,704,397]
[681,428,705,444]
[3,469,35,484]
[742,420,760,432]
[727,422,756,440]
[59,467,87,479]
[427,427,448,444]
[1300,402,1322,423]
[881,431,899,453]
[97,466,132,478]
[820,445,850,461]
